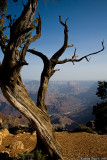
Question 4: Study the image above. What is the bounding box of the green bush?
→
[13,149,47,160]
[34,149,46,160]
[73,125,97,134]
[13,152,34,160]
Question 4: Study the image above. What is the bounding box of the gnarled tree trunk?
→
[0,78,63,159]
[0,0,64,159]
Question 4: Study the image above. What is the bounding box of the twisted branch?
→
[57,41,104,64]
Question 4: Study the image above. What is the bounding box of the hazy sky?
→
[1,0,107,81]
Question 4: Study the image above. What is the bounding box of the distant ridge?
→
[0,80,100,129]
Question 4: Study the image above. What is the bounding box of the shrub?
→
[34,149,46,160]
[13,152,34,160]
[73,124,97,134]
[13,149,47,160]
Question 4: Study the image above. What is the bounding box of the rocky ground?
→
[0,130,106,160]
[55,132,107,160]
[0,131,37,157]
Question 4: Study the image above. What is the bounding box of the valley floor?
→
[0,131,107,160]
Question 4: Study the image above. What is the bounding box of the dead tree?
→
[0,0,104,160]
[27,16,104,114]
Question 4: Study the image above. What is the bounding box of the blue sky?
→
[1,0,107,81]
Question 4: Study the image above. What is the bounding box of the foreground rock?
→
[0,129,9,139]
[0,129,9,145]
[9,141,24,150]
[0,132,37,157]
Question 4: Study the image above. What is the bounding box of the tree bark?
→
[37,73,50,111]
[0,0,64,159]
[0,78,63,160]
[37,60,52,111]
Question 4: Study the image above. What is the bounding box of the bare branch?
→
[59,15,69,27]
[55,69,60,72]
[50,16,68,62]
[27,49,48,63]
[14,60,29,70]
[72,48,78,59]
[74,41,104,62]
[57,41,104,64]
[59,15,65,26]
[51,69,60,76]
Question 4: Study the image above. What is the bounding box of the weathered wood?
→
[0,0,64,159]
[0,79,63,159]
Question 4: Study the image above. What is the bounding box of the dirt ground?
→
[55,132,107,160]
[0,131,107,160]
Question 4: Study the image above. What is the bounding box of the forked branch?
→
[57,41,104,64]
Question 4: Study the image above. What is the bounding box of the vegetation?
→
[96,81,107,99]
[73,124,97,134]
[9,122,35,134]
[93,81,107,134]
[13,150,47,160]
[73,81,107,134]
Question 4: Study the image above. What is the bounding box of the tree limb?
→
[51,69,60,76]
[10,0,38,38]
[19,12,41,63]
[17,11,41,38]
[27,49,48,63]
[50,16,68,62]
[28,11,41,43]
[57,41,104,64]
[8,0,38,51]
